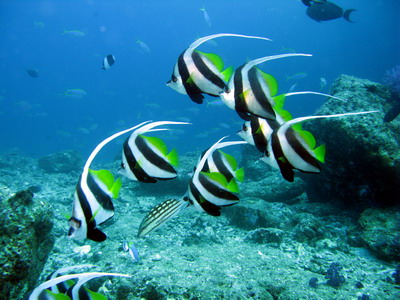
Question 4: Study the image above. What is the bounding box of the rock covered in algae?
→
[359,208,400,261]
[0,189,54,299]
[38,150,82,173]
[303,74,400,209]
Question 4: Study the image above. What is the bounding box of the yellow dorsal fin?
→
[201,171,228,187]
[141,135,168,155]
[298,130,316,149]
[195,50,224,71]
[110,177,122,199]
[221,66,234,82]
[272,94,286,110]
[235,167,245,182]
[258,68,278,96]
[219,150,238,170]
[227,178,240,193]
[89,169,115,191]
[314,144,326,163]
[166,148,179,167]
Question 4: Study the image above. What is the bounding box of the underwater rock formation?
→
[359,208,400,261]
[0,189,54,299]
[38,150,82,173]
[303,75,400,209]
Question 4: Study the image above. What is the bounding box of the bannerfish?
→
[102,54,115,70]
[30,270,130,300]
[137,137,245,237]
[200,6,212,27]
[301,0,356,23]
[63,88,87,99]
[219,53,312,120]
[237,91,349,152]
[167,33,271,104]
[120,121,190,183]
[68,121,150,242]
[263,111,377,182]
[198,143,246,182]
[44,265,95,295]
[62,29,86,37]
[26,68,39,78]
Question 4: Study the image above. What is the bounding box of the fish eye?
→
[224,86,231,93]
[242,124,248,131]
[171,75,178,83]
[265,151,270,157]
[121,162,125,169]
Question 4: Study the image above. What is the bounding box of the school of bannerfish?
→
[30,33,377,299]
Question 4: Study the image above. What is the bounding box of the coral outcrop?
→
[0,189,54,299]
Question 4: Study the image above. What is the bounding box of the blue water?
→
[0,0,399,160]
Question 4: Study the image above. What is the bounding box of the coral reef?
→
[0,189,54,299]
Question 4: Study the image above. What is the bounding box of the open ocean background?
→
[0,0,399,161]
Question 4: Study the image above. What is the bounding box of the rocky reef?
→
[0,189,54,299]
[303,74,400,209]
[38,150,82,173]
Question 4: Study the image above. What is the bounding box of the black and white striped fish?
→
[262,111,377,182]
[43,265,95,296]
[219,53,312,120]
[238,91,351,153]
[102,54,115,70]
[167,33,271,104]
[137,137,245,237]
[198,141,246,182]
[28,272,131,300]
[119,121,189,183]
[68,122,149,242]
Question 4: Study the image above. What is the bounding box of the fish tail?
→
[343,9,356,23]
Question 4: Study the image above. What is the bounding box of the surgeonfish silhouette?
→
[167,33,271,104]
[68,121,150,242]
[137,137,246,237]
[301,0,356,23]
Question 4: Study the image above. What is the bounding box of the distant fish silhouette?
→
[302,0,356,23]
[26,68,39,78]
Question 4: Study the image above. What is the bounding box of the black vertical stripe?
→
[198,173,239,201]
[75,177,96,232]
[248,67,276,120]
[189,181,221,216]
[123,138,157,183]
[177,51,203,96]
[270,131,295,182]
[192,51,225,91]
[87,172,114,211]
[233,65,248,114]
[212,151,233,181]
[135,136,177,174]
[285,128,321,172]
